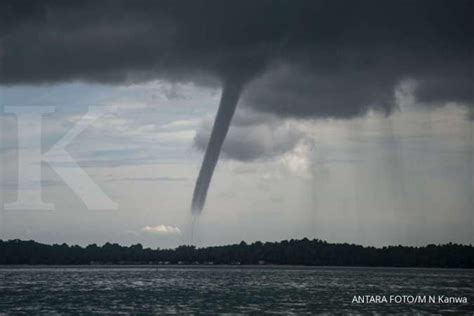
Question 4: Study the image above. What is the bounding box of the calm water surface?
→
[0,266,472,314]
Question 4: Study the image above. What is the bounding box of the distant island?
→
[1,239,473,268]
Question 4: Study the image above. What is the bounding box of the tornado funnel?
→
[191,79,243,213]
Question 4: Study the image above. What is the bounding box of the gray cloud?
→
[242,63,395,119]
[106,176,188,182]
[1,0,472,118]
[2,0,472,214]
[194,109,305,161]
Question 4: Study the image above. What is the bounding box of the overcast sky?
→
[0,0,472,247]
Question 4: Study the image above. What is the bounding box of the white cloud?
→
[194,110,307,161]
[161,118,202,130]
[155,130,196,143]
[141,225,181,235]
[279,141,314,177]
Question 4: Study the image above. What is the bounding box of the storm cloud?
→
[195,109,305,161]
[1,0,472,115]
[1,0,472,213]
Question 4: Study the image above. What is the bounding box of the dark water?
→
[0,266,472,314]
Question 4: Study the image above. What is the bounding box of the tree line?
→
[0,238,473,268]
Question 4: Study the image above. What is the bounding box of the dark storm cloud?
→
[0,0,269,85]
[2,0,472,213]
[194,109,304,161]
[241,63,396,118]
[1,0,472,116]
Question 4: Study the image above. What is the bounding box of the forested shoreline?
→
[1,239,473,268]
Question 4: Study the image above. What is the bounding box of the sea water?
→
[0,266,472,314]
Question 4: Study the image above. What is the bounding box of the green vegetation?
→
[0,238,473,268]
